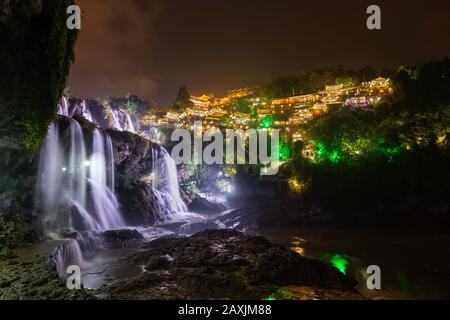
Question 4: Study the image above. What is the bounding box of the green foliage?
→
[0,210,38,249]
[220,115,235,128]
[0,0,79,151]
[118,94,150,117]
[290,59,450,216]
[261,66,364,99]
[230,97,252,114]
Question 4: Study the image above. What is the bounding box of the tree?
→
[173,86,193,111]
[358,66,377,82]
[121,94,149,117]
[230,97,252,114]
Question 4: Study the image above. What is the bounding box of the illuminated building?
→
[232,112,250,125]
[154,77,393,129]
[190,94,213,108]
[166,109,181,121]
[345,96,383,107]
[292,132,303,142]
[271,93,320,114]
[318,83,357,105]
[302,144,316,160]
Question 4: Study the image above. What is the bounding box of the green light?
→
[379,145,402,159]
[279,143,291,160]
[261,116,273,129]
[316,142,326,157]
[330,254,348,274]
[329,150,340,163]
[322,253,349,274]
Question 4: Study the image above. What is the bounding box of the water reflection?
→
[290,236,306,256]
[264,225,450,299]
[291,237,350,275]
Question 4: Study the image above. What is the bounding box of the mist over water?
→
[36,120,124,232]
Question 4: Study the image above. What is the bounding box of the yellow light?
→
[288,177,305,193]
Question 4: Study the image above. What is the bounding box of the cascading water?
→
[106,134,115,194]
[36,119,91,231]
[151,146,189,220]
[122,109,136,133]
[36,118,125,276]
[88,129,124,230]
[78,100,94,123]
[37,119,124,231]
[109,108,136,133]
[69,99,96,124]
[57,97,69,116]
[48,239,86,277]
[40,104,203,279]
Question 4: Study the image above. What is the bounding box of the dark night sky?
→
[68,0,450,106]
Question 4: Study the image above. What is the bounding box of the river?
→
[258,223,450,299]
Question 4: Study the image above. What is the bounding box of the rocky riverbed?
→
[95,229,361,300]
[0,229,362,300]
[0,241,92,300]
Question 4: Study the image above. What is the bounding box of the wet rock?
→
[179,221,223,235]
[58,230,78,240]
[102,229,144,248]
[100,229,359,299]
[189,195,227,213]
[145,254,174,270]
[106,129,153,183]
[116,180,163,225]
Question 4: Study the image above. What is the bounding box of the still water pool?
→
[258,224,450,299]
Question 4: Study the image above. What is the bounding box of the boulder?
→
[102,229,144,248]
[101,229,359,299]
[116,180,163,225]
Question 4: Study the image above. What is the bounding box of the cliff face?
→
[106,129,160,225]
[0,1,78,249]
[0,0,78,211]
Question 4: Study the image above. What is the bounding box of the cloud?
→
[69,0,162,101]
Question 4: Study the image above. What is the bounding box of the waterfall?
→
[69,99,96,124]
[106,135,115,194]
[37,122,63,227]
[36,119,124,232]
[57,97,69,116]
[109,108,136,133]
[80,100,94,123]
[122,109,136,133]
[88,129,125,230]
[48,239,86,277]
[151,146,188,219]
[109,109,123,131]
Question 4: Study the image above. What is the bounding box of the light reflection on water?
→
[290,236,305,256]
[289,236,411,298]
[262,225,450,299]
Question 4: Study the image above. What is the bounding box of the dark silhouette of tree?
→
[173,86,193,111]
